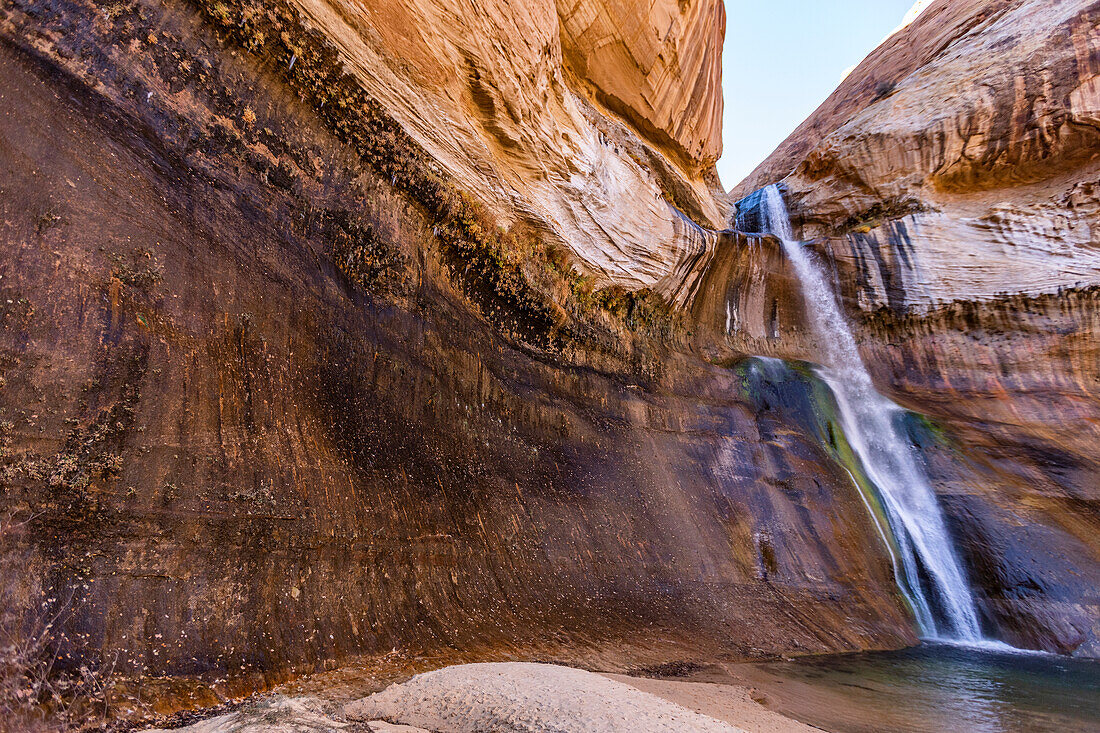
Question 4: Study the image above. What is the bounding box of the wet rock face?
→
[724,0,1100,655]
[860,297,1100,654]
[0,0,915,718]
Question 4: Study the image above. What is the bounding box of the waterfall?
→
[755,184,983,643]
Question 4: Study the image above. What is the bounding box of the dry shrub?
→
[0,513,115,731]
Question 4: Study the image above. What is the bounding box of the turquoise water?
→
[744,644,1100,732]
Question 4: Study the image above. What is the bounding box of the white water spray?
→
[756,184,982,642]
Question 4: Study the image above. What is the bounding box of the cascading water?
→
[752,184,983,643]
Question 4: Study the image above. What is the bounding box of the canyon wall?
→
[0,0,913,723]
[725,0,1100,656]
[3,0,1099,724]
[280,0,727,300]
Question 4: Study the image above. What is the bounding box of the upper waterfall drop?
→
[753,184,983,643]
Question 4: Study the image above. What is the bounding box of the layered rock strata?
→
[0,0,913,724]
[284,0,726,299]
[722,0,1100,654]
[5,0,1100,725]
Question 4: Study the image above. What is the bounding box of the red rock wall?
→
[0,0,913,720]
[719,0,1100,655]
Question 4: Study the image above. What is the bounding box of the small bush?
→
[0,515,115,731]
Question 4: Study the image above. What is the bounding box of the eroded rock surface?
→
[723,0,1100,655]
[557,0,726,172]
[285,0,726,298]
[744,0,1100,309]
[0,0,915,726]
[4,0,1100,726]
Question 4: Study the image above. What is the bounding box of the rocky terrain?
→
[0,0,1097,728]
[730,0,1100,657]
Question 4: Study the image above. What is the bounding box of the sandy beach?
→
[604,673,816,732]
[148,662,815,732]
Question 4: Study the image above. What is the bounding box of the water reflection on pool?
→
[740,643,1100,733]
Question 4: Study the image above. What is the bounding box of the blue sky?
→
[718,0,921,189]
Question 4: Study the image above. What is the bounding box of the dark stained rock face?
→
[0,0,916,722]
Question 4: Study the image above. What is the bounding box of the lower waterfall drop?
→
[753,184,983,643]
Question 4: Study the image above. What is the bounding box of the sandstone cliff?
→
[0,0,913,726]
[3,0,1099,726]
[283,0,726,299]
[720,0,1100,656]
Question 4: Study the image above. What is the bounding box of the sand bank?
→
[148,662,813,732]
